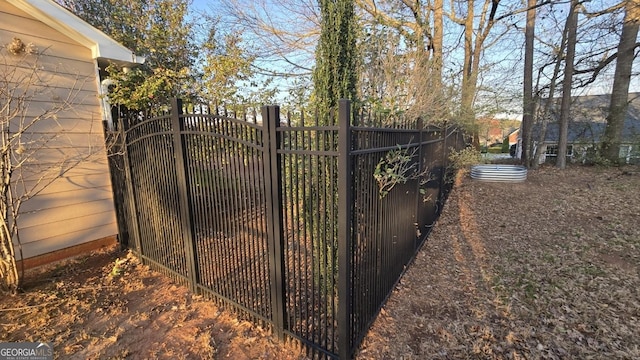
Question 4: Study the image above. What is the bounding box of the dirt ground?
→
[2,164,639,359]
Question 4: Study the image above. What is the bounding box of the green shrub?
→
[579,146,612,166]
[448,146,484,169]
[502,138,510,153]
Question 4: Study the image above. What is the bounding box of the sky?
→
[190,0,220,12]
[186,0,640,114]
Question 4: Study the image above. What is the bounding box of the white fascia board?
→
[7,0,144,65]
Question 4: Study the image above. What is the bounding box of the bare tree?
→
[356,0,451,123]
[0,39,104,291]
[571,1,629,90]
[208,0,319,78]
[356,0,444,80]
[524,1,636,167]
[601,0,640,163]
[556,0,579,169]
[447,0,505,146]
[522,0,537,165]
[531,26,569,168]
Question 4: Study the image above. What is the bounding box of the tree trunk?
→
[433,0,444,89]
[532,35,569,169]
[461,0,476,144]
[601,0,640,163]
[522,0,536,166]
[0,132,18,292]
[557,0,578,169]
[459,0,499,149]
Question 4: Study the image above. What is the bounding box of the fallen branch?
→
[0,301,60,312]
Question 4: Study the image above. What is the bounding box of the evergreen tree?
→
[312,0,358,122]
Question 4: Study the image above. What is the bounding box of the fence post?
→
[439,125,448,208]
[337,99,353,360]
[103,120,126,249]
[414,118,424,248]
[116,115,144,254]
[261,105,286,339]
[170,98,199,292]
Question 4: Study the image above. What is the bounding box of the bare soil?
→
[1,250,304,359]
[2,164,639,359]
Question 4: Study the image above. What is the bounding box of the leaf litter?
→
[358,164,640,359]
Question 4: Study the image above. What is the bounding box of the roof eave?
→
[8,0,145,66]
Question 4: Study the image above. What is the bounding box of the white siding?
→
[1,1,117,259]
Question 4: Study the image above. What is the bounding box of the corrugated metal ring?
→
[470,164,528,182]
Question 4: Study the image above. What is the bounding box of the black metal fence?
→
[105,98,465,359]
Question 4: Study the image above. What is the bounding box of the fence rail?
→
[105,98,465,359]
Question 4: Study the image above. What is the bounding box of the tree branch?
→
[573,42,640,85]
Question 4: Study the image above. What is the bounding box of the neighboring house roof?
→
[532,93,640,144]
[7,0,144,65]
[544,93,640,123]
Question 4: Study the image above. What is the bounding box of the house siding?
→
[1,1,117,260]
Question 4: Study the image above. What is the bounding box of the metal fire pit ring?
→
[470,164,528,182]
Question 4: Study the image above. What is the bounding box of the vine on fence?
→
[373,146,433,200]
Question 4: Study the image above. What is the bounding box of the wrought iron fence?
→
[105,98,465,359]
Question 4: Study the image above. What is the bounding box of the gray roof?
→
[532,93,640,144]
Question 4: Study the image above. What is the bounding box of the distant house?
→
[477,117,520,147]
[529,93,640,164]
[1,0,143,267]
[507,128,520,146]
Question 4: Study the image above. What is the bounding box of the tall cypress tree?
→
[300,0,358,303]
[313,0,358,123]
